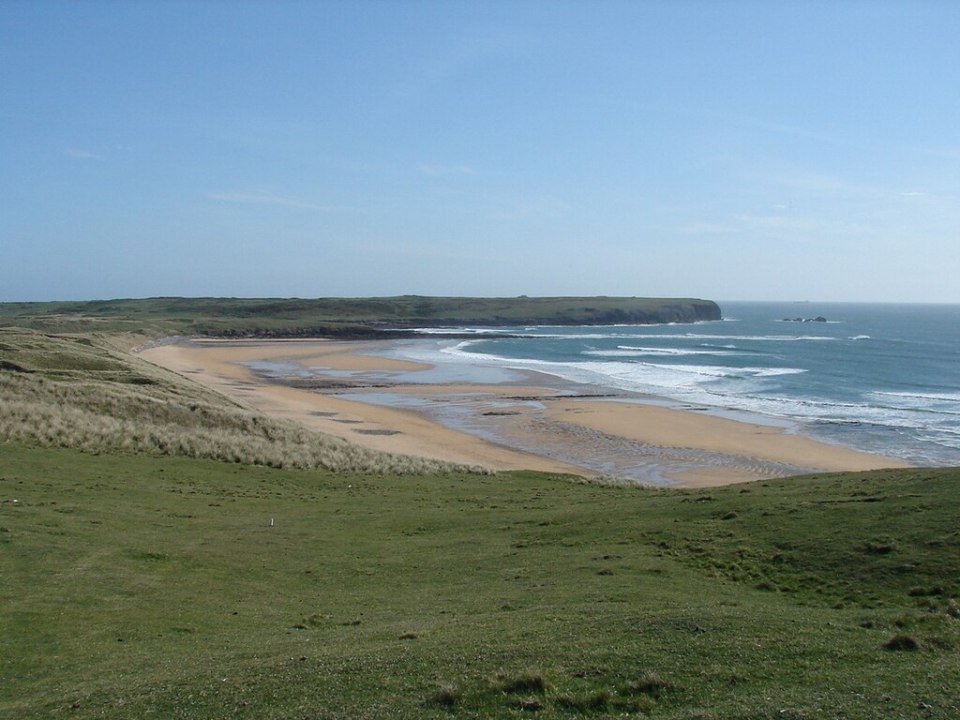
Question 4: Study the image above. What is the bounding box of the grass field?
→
[2,445,958,719]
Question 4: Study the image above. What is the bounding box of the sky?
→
[2,1,959,303]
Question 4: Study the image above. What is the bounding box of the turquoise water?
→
[396,302,960,467]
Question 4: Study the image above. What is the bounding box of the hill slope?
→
[2,446,957,719]
[0,327,473,475]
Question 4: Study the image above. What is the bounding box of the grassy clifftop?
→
[0,295,721,336]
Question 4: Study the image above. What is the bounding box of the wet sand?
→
[139,338,908,487]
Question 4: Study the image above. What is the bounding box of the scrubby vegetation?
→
[0,328,473,475]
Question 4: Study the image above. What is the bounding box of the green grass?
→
[2,445,958,719]
[0,295,720,335]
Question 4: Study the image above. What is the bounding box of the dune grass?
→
[0,327,475,475]
[2,444,958,719]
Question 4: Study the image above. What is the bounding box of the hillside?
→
[2,446,958,719]
[0,327,474,475]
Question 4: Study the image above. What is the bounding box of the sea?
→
[386,302,960,468]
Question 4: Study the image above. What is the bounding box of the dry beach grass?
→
[0,328,476,475]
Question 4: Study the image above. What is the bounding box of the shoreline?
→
[138,337,909,487]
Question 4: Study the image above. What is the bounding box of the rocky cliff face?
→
[579,301,720,325]
[649,300,722,324]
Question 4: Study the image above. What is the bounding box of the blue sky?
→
[2,0,959,302]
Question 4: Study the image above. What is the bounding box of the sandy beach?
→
[139,338,908,487]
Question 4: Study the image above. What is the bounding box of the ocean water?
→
[393,302,960,467]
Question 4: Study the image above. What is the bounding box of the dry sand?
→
[139,338,908,487]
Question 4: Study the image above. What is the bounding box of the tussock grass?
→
[556,690,617,712]
[0,328,477,475]
[624,672,678,699]
[497,671,550,694]
[883,633,920,651]
[428,684,461,708]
